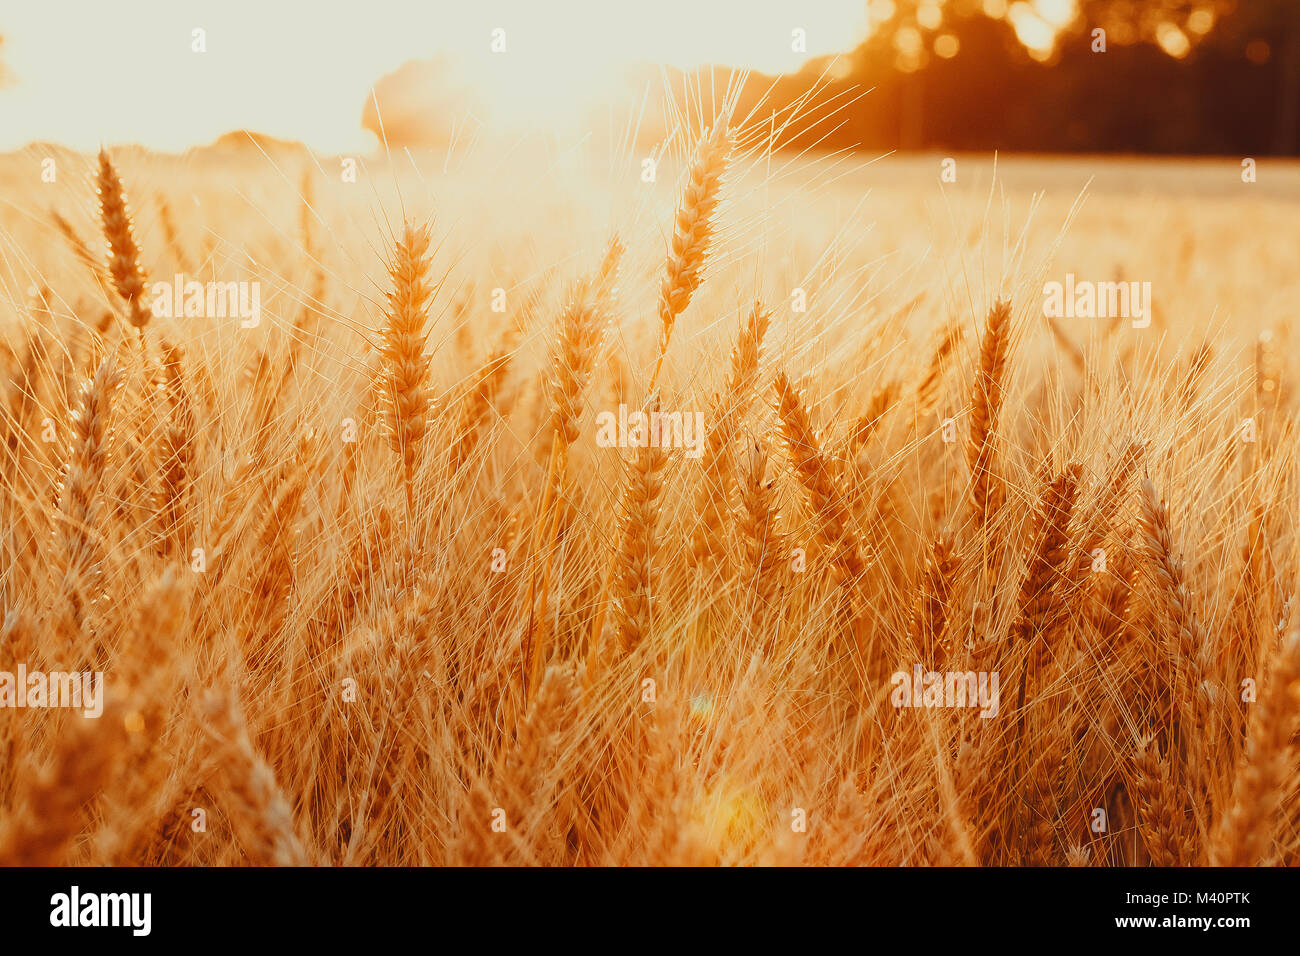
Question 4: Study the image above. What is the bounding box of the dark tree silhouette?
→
[761,1,1297,155]
[841,0,1030,148]
[1077,0,1300,152]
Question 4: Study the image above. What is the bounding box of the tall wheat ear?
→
[51,354,124,646]
[525,236,624,700]
[608,392,670,657]
[588,117,733,656]
[650,120,734,389]
[96,148,152,329]
[967,299,1012,529]
[376,220,437,516]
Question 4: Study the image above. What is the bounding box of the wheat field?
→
[0,86,1298,867]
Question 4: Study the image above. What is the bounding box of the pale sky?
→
[0,1,870,153]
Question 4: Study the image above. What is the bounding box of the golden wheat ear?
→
[153,341,196,558]
[735,437,785,612]
[651,121,734,389]
[546,280,603,459]
[967,298,1012,529]
[95,149,152,329]
[773,369,866,586]
[692,300,771,564]
[609,391,669,656]
[51,355,124,640]
[1133,739,1194,867]
[907,531,959,668]
[1015,463,1082,659]
[524,236,626,696]
[376,220,437,515]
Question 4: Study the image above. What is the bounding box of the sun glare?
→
[0,0,869,153]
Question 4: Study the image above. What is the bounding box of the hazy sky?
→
[0,1,870,152]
